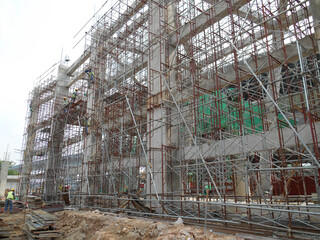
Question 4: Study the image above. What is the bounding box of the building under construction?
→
[20,0,320,237]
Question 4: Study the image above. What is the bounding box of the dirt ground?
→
[0,209,235,240]
[54,210,235,240]
[0,210,28,239]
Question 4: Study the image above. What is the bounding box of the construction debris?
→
[42,204,64,213]
[121,192,156,213]
[174,217,184,226]
[25,196,43,209]
[0,212,27,239]
[23,210,62,239]
[0,218,14,239]
[54,210,234,240]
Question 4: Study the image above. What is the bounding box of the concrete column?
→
[235,160,246,198]
[259,39,283,193]
[44,65,69,200]
[166,1,181,195]
[147,1,167,208]
[0,161,9,197]
[259,150,272,194]
[83,29,105,195]
[147,1,180,209]
[20,89,40,199]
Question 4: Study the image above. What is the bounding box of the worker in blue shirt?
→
[85,68,95,83]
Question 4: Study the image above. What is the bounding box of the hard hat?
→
[11,189,14,191]
[64,97,67,99]
[75,88,78,91]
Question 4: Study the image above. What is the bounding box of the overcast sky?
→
[0,0,110,164]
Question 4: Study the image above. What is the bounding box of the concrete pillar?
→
[44,65,69,200]
[260,60,283,194]
[20,89,40,199]
[259,73,280,194]
[309,0,320,52]
[147,1,181,209]
[166,2,181,195]
[82,83,96,194]
[0,161,9,197]
[235,161,246,198]
[147,1,168,208]
[83,29,105,195]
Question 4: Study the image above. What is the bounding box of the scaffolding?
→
[20,0,320,238]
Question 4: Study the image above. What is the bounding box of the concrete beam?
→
[109,40,144,55]
[66,50,91,77]
[38,94,54,106]
[105,0,147,39]
[110,56,148,83]
[66,1,148,85]
[198,6,309,68]
[37,81,56,96]
[171,0,248,45]
[185,122,320,160]
[34,119,51,131]
[237,8,275,30]
[104,109,147,130]
[193,35,316,92]
[115,9,148,45]
[67,72,86,88]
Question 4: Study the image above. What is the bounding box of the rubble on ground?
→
[54,210,235,240]
[0,208,236,239]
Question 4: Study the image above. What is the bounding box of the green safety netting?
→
[197,91,294,136]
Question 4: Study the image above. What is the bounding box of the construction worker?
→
[84,118,90,134]
[62,185,70,206]
[71,88,78,102]
[29,105,34,112]
[204,185,212,195]
[5,189,15,213]
[123,185,128,194]
[63,97,68,113]
[85,68,95,83]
